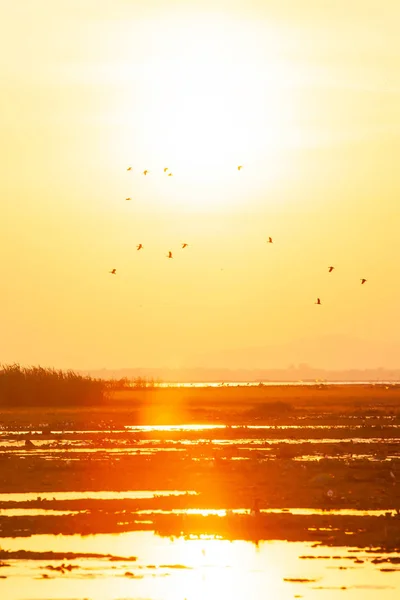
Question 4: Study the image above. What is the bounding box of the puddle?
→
[0,509,81,516]
[126,425,228,432]
[132,508,400,518]
[0,490,197,503]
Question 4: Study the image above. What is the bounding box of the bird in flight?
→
[267,237,273,244]
[238,165,243,171]
[137,244,143,250]
[182,243,188,249]
[167,251,173,259]
[315,298,322,305]
[360,278,367,284]
[109,269,116,275]
[164,167,169,172]
[143,170,149,176]
[125,197,132,201]
[328,266,335,273]
[168,173,173,177]
[127,166,132,171]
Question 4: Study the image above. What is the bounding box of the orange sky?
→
[1,0,400,370]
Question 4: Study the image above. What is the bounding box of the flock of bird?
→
[109,164,368,306]
[314,272,367,306]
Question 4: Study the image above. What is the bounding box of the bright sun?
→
[110,13,303,208]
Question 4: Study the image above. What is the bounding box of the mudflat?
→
[0,384,399,549]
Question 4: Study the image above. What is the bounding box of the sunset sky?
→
[1,0,400,370]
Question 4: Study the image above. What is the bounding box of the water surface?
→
[1,532,399,600]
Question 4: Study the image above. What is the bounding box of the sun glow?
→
[107,14,305,209]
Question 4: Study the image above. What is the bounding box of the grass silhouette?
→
[0,365,158,407]
[0,364,106,407]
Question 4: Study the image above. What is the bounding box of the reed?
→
[0,364,107,407]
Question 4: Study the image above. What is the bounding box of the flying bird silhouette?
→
[182,243,188,249]
[167,251,173,259]
[361,278,367,284]
[328,266,335,272]
[164,167,169,172]
[168,173,173,176]
[127,167,132,171]
[109,269,116,275]
[143,170,149,176]
[137,244,143,250]
[315,298,322,305]
[125,197,132,201]
[238,165,243,171]
[267,237,273,244]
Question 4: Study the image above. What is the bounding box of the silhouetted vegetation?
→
[0,364,107,407]
[0,365,161,407]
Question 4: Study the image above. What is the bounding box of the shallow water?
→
[139,381,400,387]
[126,423,400,433]
[2,420,400,438]
[0,508,80,516]
[0,490,197,503]
[1,531,399,600]
[0,416,399,599]
[0,506,398,518]
[133,507,400,518]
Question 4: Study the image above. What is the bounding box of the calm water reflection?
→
[0,490,196,502]
[0,506,397,518]
[0,531,399,600]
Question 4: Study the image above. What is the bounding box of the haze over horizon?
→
[2,0,400,371]
[3,334,400,374]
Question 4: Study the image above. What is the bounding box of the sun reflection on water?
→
[0,532,399,600]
